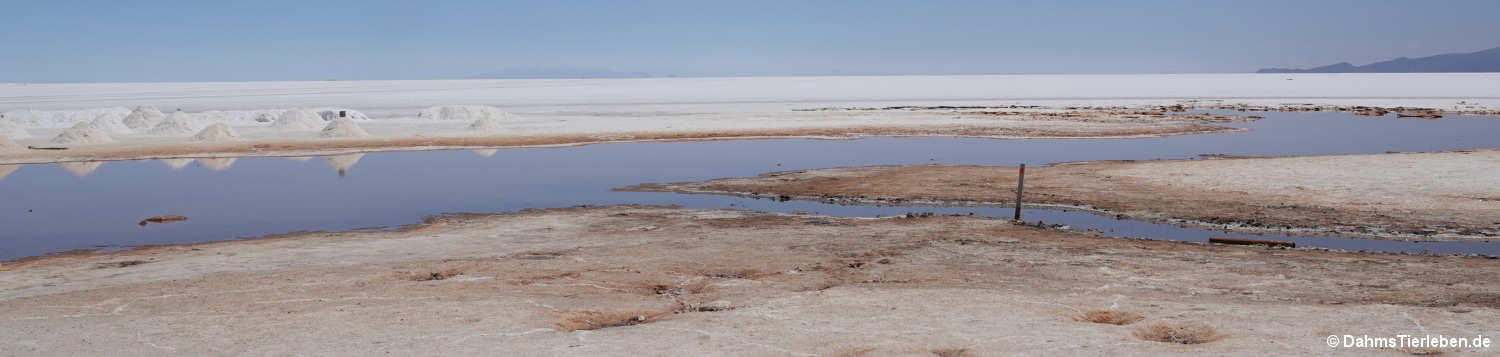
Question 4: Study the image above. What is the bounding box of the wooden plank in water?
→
[1209,237,1295,248]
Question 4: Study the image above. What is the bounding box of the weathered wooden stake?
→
[1014,163,1025,221]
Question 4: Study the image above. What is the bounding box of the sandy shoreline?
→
[2,205,1496,355]
[625,150,1500,241]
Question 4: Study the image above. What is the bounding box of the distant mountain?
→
[471,67,651,79]
[1257,46,1500,73]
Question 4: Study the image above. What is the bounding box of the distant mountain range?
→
[1258,46,1500,73]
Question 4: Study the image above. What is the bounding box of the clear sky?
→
[3,0,1498,82]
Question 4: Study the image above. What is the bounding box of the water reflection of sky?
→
[2,111,1499,260]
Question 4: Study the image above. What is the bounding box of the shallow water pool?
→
[2,111,1498,260]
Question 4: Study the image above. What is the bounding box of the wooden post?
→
[1014,163,1025,221]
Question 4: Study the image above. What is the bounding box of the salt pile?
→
[467,118,503,134]
[1,107,131,128]
[58,161,104,177]
[148,112,200,135]
[121,106,166,130]
[0,120,30,139]
[472,148,499,158]
[196,158,237,171]
[192,123,240,142]
[51,122,114,144]
[0,136,22,152]
[160,158,194,171]
[314,108,371,121]
[272,109,327,131]
[89,113,134,134]
[195,110,285,125]
[319,118,370,138]
[419,105,510,121]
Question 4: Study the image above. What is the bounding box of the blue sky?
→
[3,0,1498,82]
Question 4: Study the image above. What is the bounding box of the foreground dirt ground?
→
[2,206,1497,355]
[628,150,1500,241]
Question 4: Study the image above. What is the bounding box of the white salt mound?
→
[0,120,30,139]
[467,118,503,133]
[149,112,200,135]
[1,107,131,128]
[419,105,510,121]
[90,113,133,134]
[315,108,371,121]
[319,118,370,138]
[0,136,22,152]
[472,149,498,158]
[122,106,166,130]
[52,122,114,144]
[192,123,240,142]
[272,109,327,131]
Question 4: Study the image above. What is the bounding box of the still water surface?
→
[2,111,1498,260]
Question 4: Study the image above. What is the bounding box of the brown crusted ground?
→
[0,122,1239,165]
[1,206,1496,355]
[623,151,1500,241]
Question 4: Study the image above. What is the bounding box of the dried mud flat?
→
[2,206,1498,355]
[628,150,1500,241]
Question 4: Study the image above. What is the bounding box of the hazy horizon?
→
[4,0,1499,83]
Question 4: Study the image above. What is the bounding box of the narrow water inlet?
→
[679,193,1500,257]
[2,110,1499,260]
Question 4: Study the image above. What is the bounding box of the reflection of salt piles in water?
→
[472,149,499,158]
[58,161,104,177]
[160,158,194,171]
[0,165,19,181]
[196,157,237,171]
[121,106,166,130]
[149,111,200,135]
[322,153,364,177]
[52,122,114,144]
